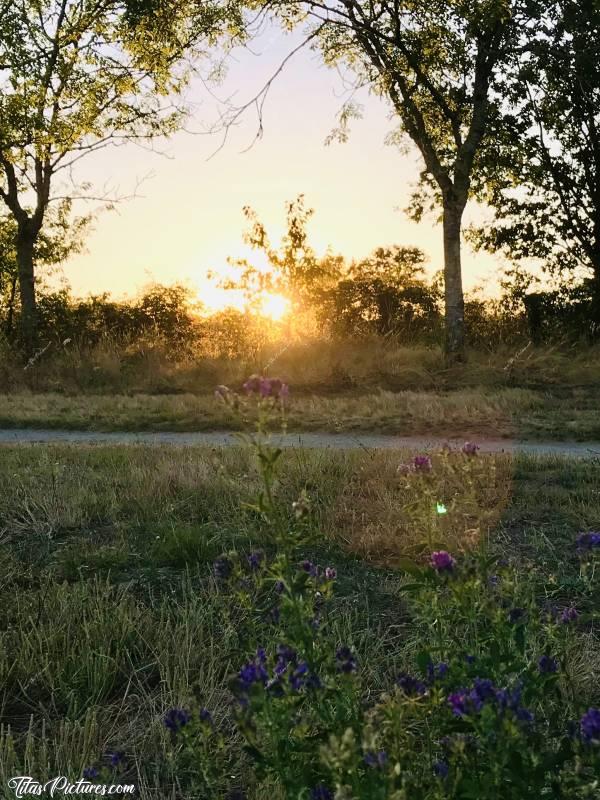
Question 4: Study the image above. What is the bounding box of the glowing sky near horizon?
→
[60,25,507,311]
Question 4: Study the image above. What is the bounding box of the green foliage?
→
[0,204,88,338]
[321,247,442,340]
[470,1,600,332]
[32,283,201,350]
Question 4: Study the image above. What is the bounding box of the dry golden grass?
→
[4,336,600,395]
[0,386,551,437]
[0,444,514,568]
[327,450,514,565]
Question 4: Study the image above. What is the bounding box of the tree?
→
[223,195,343,311]
[0,202,87,338]
[470,1,600,337]
[264,0,534,359]
[0,0,244,354]
[324,245,440,339]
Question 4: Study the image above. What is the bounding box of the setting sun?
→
[259,292,291,321]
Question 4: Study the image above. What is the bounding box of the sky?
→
[60,23,507,312]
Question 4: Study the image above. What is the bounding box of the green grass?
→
[0,384,599,439]
[0,444,598,796]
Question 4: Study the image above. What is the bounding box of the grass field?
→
[0,385,599,440]
[0,444,598,797]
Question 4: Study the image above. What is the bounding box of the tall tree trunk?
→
[442,200,466,360]
[16,225,38,356]
[5,274,17,337]
[589,230,600,339]
[590,267,600,341]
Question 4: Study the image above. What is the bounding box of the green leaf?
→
[416,650,433,672]
[396,558,423,577]
[399,581,428,593]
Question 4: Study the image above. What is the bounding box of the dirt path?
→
[0,428,599,458]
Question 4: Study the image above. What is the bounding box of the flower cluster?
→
[335,645,358,674]
[301,560,337,581]
[243,374,289,400]
[558,606,578,624]
[462,441,480,456]
[364,750,388,769]
[235,645,321,702]
[447,679,534,724]
[430,550,456,572]
[82,750,125,783]
[577,531,600,551]
[397,672,427,696]
[413,454,433,472]
[397,453,433,474]
[580,708,600,744]
[164,707,191,733]
[538,655,559,674]
[426,661,450,683]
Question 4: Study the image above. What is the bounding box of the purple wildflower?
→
[274,580,285,594]
[426,662,449,683]
[199,708,213,725]
[335,645,357,674]
[462,442,480,456]
[247,551,264,571]
[413,454,433,472]
[448,690,469,717]
[538,655,559,674]
[472,678,496,702]
[433,760,449,779]
[364,750,388,769]
[274,644,297,676]
[214,556,232,581]
[324,566,337,580]
[163,708,191,733]
[83,767,99,780]
[289,661,309,691]
[580,708,600,744]
[577,532,600,551]
[495,684,520,711]
[238,660,268,690]
[301,559,318,577]
[310,785,333,800]
[267,378,289,399]
[397,673,427,696]
[515,707,535,724]
[430,550,456,572]
[243,375,289,400]
[508,607,525,624]
[108,751,124,768]
[242,375,262,394]
[559,606,578,624]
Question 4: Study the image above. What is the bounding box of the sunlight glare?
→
[259,292,291,321]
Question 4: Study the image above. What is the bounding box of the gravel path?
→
[0,428,599,458]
